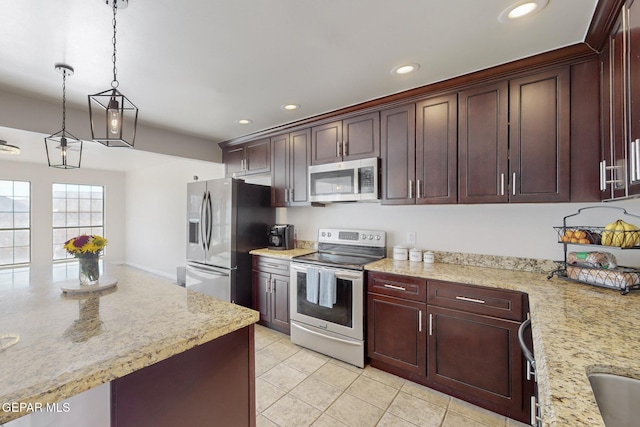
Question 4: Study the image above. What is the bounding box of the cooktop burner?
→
[292,228,386,270]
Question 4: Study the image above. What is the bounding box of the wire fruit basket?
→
[548,206,640,295]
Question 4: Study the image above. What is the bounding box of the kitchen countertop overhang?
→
[365,258,640,427]
[0,263,258,424]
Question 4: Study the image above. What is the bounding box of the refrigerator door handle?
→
[187,262,230,277]
[200,191,207,252]
[206,191,213,250]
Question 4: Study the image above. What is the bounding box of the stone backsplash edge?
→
[295,240,558,274]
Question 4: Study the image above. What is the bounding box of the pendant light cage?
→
[88,0,138,148]
[45,64,83,169]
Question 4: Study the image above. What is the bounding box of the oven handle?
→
[291,263,361,280]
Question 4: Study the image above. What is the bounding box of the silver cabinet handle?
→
[418,310,422,333]
[263,263,282,269]
[408,180,414,199]
[600,160,607,191]
[632,139,640,182]
[383,283,407,291]
[290,188,294,201]
[416,180,422,199]
[336,140,342,157]
[343,140,348,156]
[429,313,433,336]
[500,173,505,195]
[455,296,485,304]
[285,188,290,203]
[512,172,516,196]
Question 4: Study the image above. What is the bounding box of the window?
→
[0,180,31,266]
[52,184,104,260]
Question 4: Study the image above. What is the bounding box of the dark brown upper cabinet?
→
[416,94,458,204]
[310,112,380,165]
[222,138,271,178]
[600,0,640,199]
[458,81,509,203]
[459,67,571,203]
[380,104,416,204]
[381,95,457,205]
[271,129,311,207]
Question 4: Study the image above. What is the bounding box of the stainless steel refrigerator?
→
[186,178,274,307]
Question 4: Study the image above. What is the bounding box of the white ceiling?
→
[0,0,598,170]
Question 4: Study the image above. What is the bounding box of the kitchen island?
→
[365,258,640,427]
[0,263,258,426]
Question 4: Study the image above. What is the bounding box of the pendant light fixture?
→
[0,140,21,155]
[88,0,138,148]
[45,64,83,169]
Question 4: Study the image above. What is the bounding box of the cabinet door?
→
[271,274,290,334]
[428,306,523,417]
[311,121,343,165]
[611,14,628,198]
[627,0,640,194]
[223,146,245,177]
[252,271,271,325]
[458,82,509,203]
[509,68,570,202]
[343,112,380,161]
[367,293,426,376]
[381,104,417,205]
[245,138,271,175]
[271,134,289,207]
[416,94,457,204]
[289,129,311,205]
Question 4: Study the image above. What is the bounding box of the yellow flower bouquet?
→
[64,235,108,285]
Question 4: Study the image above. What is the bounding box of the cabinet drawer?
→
[252,256,290,276]
[368,272,427,302]
[427,280,525,321]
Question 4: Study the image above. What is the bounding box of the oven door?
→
[290,263,364,340]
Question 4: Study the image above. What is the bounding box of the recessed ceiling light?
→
[391,63,420,75]
[236,119,253,125]
[281,104,300,111]
[499,0,548,22]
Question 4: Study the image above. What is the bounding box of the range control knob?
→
[361,234,366,240]
[375,235,381,240]
[368,234,374,240]
[327,232,332,238]
[321,232,326,237]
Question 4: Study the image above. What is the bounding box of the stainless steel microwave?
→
[308,157,380,203]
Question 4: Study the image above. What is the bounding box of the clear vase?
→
[79,254,100,286]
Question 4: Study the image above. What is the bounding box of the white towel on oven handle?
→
[319,269,337,308]
[306,267,319,304]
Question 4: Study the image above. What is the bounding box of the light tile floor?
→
[255,325,530,427]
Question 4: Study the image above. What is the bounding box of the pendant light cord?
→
[61,69,67,132]
[111,1,119,89]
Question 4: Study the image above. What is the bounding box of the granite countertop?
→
[365,258,640,427]
[0,263,258,424]
[249,247,316,259]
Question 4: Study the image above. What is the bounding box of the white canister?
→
[393,246,408,261]
[409,248,422,262]
[423,251,434,264]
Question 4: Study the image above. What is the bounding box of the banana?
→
[601,219,640,248]
[601,220,618,246]
[620,220,640,248]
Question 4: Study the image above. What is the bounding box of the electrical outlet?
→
[407,231,416,245]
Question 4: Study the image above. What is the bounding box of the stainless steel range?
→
[290,228,386,367]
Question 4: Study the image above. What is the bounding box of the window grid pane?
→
[0,180,31,266]
[52,183,105,261]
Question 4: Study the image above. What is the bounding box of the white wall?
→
[124,157,224,279]
[277,198,640,268]
[0,160,126,267]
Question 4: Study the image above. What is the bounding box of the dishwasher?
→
[185,262,233,302]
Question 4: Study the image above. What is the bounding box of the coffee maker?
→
[268,224,294,250]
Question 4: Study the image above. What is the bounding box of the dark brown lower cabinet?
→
[367,293,427,378]
[252,256,291,334]
[366,272,530,424]
[111,325,255,427]
[427,306,524,421]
